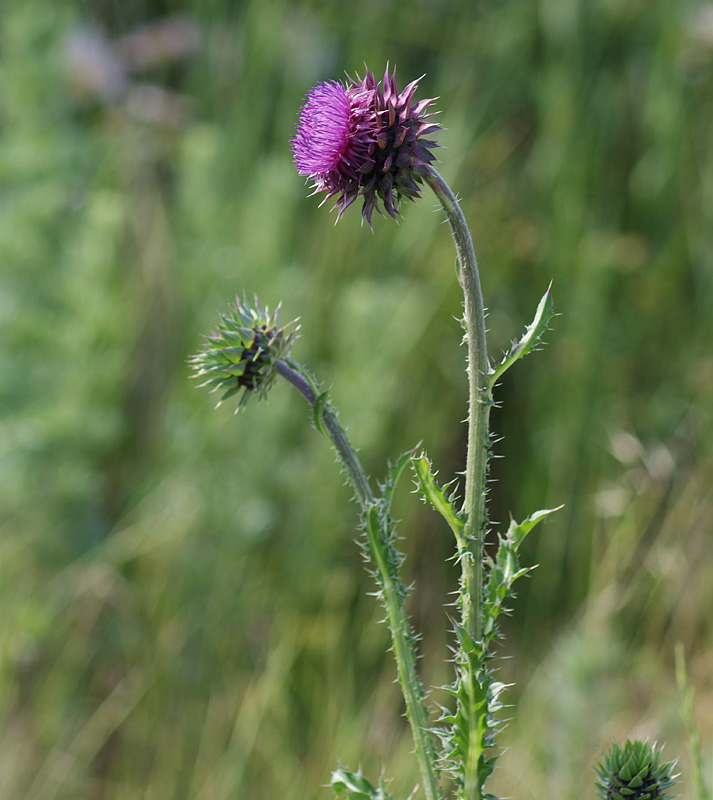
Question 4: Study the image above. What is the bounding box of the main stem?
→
[274,358,443,800]
[424,167,491,647]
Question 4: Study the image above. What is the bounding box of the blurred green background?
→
[1,0,711,797]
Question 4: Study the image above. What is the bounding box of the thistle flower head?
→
[595,740,677,800]
[291,65,440,226]
[190,295,298,410]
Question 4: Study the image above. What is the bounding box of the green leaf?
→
[365,504,381,540]
[382,445,420,515]
[330,766,394,799]
[490,284,554,388]
[505,505,563,550]
[483,506,562,639]
[312,390,330,436]
[411,453,464,543]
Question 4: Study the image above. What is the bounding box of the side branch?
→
[275,358,374,508]
[274,357,443,800]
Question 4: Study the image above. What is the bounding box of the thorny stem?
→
[274,358,443,800]
[424,167,491,645]
[425,167,491,800]
[274,359,373,507]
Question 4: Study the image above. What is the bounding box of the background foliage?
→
[1,0,711,797]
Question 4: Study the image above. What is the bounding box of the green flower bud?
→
[190,295,298,409]
[595,740,677,800]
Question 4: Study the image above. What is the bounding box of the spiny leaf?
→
[313,390,330,436]
[364,504,383,552]
[361,503,408,599]
[382,445,420,515]
[411,453,464,543]
[504,505,562,550]
[330,765,395,799]
[483,506,562,640]
[436,638,500,795]
[489,284,554,388]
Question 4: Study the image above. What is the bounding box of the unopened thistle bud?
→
[291,65,440,226]
[190,295,298,410]
[595,740,677,800]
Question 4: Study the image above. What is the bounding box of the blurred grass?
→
[1,0,712,797]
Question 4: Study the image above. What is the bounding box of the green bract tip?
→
[190,295,299,410]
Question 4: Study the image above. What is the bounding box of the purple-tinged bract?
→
[291,67,440,225]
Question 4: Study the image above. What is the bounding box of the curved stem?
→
[424,167,491,647]
[274,357,443,800]
[275,359,374,507]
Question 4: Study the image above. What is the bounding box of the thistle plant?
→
[192,66,679,800]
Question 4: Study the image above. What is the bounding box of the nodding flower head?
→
[595,740,677,800]
[291,66,440,226]
[190,296,298,410]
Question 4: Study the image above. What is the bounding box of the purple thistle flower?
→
[291,66,441,226]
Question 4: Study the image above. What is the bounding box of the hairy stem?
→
[275,359,373,506]
[424,167,490,644]
[424,167,491,800]
[274,358,443,800]
[364,508,444,800]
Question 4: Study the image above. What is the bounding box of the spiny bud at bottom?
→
[595,739,677,800]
